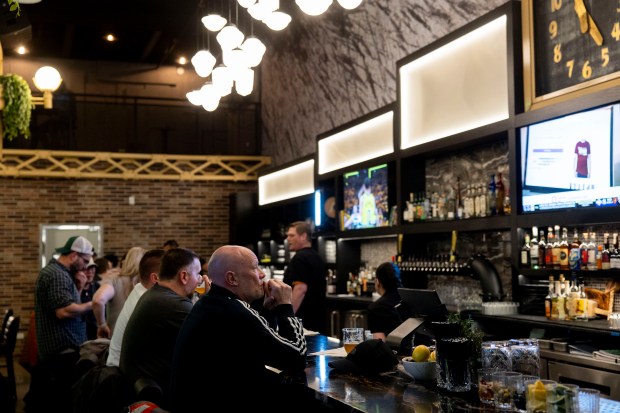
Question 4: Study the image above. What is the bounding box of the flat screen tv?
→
[520,103,620,213]
[342,163,389,230]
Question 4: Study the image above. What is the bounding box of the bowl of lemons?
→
[402,345,437,381]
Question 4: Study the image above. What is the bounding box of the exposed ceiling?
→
[0,0,289,67]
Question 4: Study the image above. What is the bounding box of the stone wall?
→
[261,0,508,166]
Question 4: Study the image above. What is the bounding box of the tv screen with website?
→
[520,103,620,213]
[342,163,389,230]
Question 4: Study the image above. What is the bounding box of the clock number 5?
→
[601,47,609,67]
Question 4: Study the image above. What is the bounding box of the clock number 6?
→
[582,61,592,79]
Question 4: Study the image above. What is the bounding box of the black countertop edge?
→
[466,311,619,336]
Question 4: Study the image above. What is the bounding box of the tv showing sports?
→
[520,103,620,213]
[342,163,389,230]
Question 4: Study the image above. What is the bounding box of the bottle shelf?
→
[518,268,620,278]
[400,215,511,234]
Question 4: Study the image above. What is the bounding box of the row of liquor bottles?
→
[403,173,508,223]
[520,225,620,270]
[393,254,468,274]
[544,274,591,321]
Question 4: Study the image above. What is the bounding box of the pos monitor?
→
[385,289,448,355]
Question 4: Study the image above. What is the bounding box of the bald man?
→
[170,245,307,412]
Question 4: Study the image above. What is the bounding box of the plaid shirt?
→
[35,258,87,359]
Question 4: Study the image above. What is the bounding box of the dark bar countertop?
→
[302,335,620,412]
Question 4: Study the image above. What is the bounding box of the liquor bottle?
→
[579,232,589,270]
[556,275,566,320]
[455,177,463,220]
[575,281,588,321]
[568,229,581,271]
[567,276,580,320]
[495,172,505,215]
[545,227,554,269]
[559,227,569,270]
[530,226,540,269]
[538,230,547,269]
[552,225,561,270]
[473,186,480,218]
[520,232,531,268]
[550,279,560,320]
[544,275,554,319]
[602,233,611,270]
[611,233,620,269]
[478,184,487,217]
[587,233,597,271]
[487,174,497,216]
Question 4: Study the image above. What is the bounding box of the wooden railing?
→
[0,149,271,181]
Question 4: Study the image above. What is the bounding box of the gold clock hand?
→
[574,0,589,33]
[587,14,604,46]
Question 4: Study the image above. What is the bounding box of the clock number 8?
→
[554,43,562,63]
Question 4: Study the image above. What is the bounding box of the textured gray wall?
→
[261,0,508,166]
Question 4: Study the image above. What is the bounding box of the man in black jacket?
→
[169,245,307,412]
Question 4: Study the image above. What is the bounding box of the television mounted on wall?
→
[519,103,620,213]
[342,163,390,230]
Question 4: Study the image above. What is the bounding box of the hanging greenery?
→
[1,74,33,141]
[7,0,20,16]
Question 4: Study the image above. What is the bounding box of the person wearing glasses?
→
[26,235,95,412]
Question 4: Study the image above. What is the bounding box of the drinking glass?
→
[477,368,497,405]
[526,379,556,413]
[578,388,600,413]
[547,383,579,413]
[342,327,364,353]
[482,340,512,371]
[492,371,522,409]
[510,338,540,376]
[514,375,540,413]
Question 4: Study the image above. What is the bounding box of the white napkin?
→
[308,347,348,357]
[303,328,319,336]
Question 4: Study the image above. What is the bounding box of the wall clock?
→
[522,0,620,110]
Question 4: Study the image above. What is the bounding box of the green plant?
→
[447,312,484,355]
[1,74,33,141]
[8,0,20,16]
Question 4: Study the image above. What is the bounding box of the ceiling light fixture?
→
[202,14,227,32]
[337,0,363,9]
[263,11,291,31]
[32,66,63,109]
[237,0,256,8]
[191,50,217,77]
[295,0,333,16]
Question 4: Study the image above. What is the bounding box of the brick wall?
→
[0,177,256,334]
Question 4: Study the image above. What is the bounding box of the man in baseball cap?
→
[26,235,95,412]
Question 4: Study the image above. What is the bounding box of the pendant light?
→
[240,36,266,67]
[202,14,227,31]
[234,67,254,96]
[264,11,291,31]
[237,0,256,8]
[186,89,203,106]
[223,47,249,69]
[212,64,234,97]
[337,0,363,9]
[217,24,244,50]
[191,50,216,77]
[201,81,221,112]
[295,0,332,16]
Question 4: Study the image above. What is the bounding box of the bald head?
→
[208,246,248,284]
[208,245,265,303]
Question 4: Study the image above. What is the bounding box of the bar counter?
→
[302,335,620,412]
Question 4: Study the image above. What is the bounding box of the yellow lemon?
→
[428,350,436,362]
[412,345,431,362]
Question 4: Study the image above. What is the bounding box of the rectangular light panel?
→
[318,111,394,175]
[258,159,315,205]
[400,15,509,149]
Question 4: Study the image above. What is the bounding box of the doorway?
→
[40,224,103,269]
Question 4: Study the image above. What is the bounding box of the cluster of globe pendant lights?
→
[186,0,364,111]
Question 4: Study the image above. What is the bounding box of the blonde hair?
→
[120,246,146,277]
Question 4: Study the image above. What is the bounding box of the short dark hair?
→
[163,239,179,248]
[288,221,312,239]
[159,247,199,281]
[139,249,166,284]
[103,254,119,268]
[375,262,401,292]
